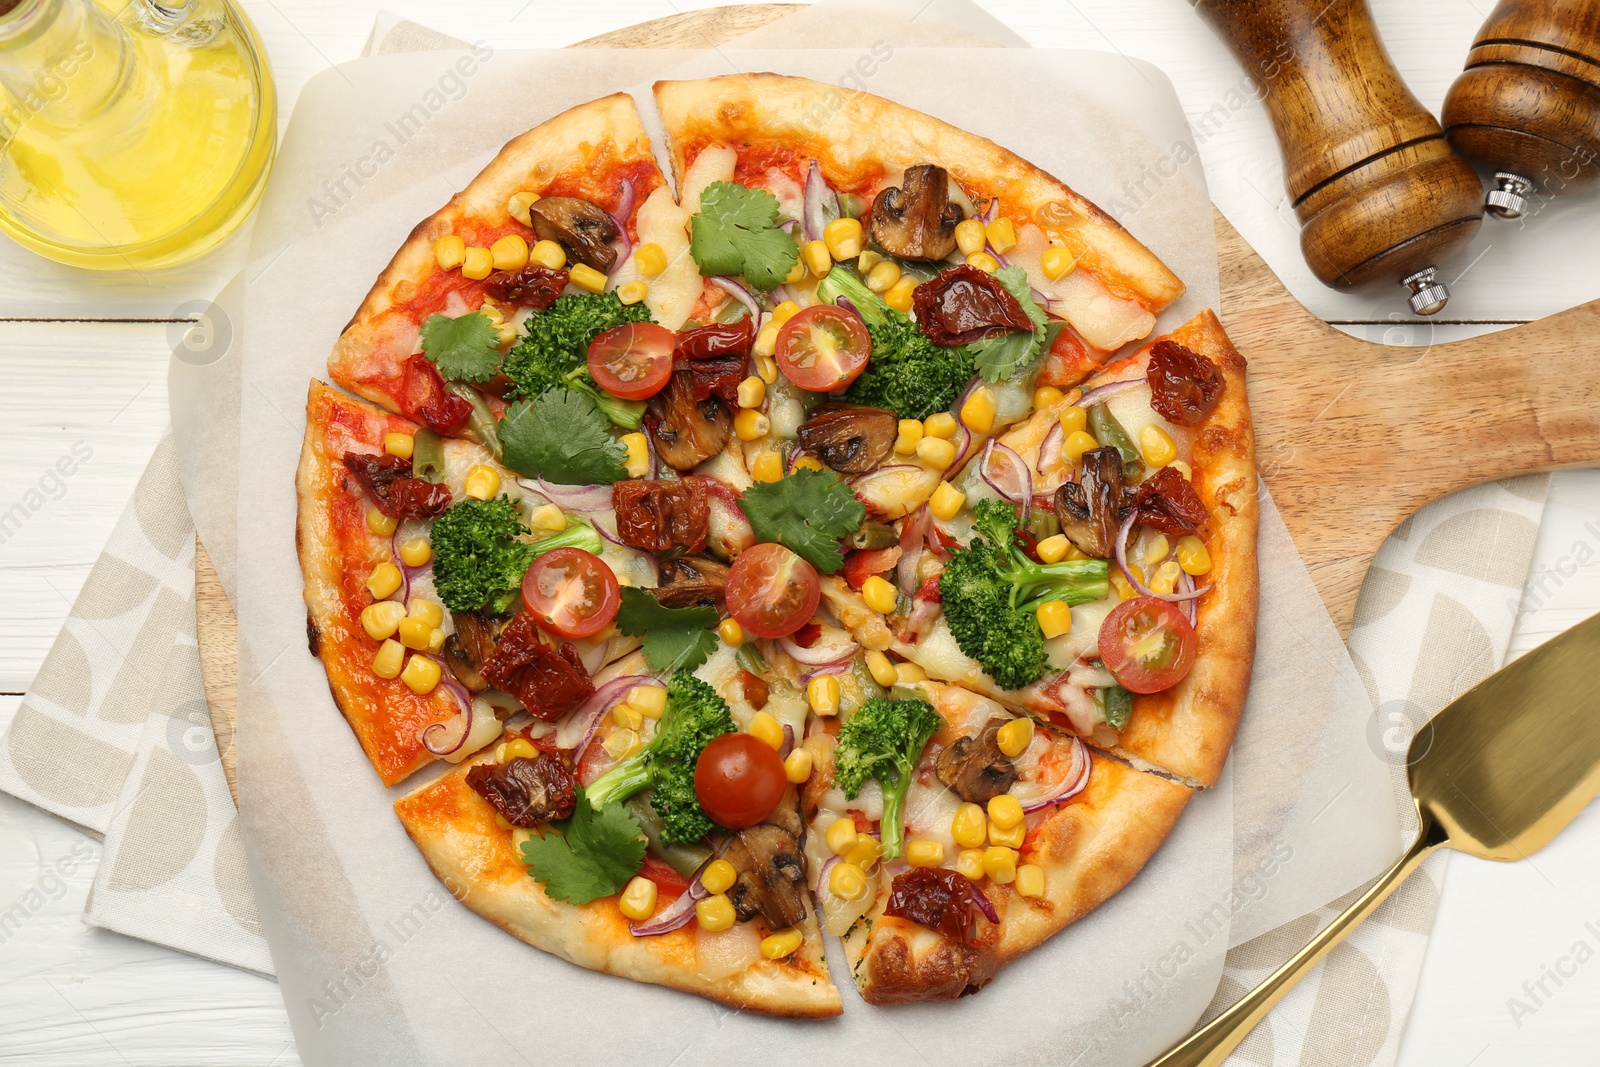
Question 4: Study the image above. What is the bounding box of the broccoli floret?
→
[585,672,735,844]
[501,291,654,428]
[429,496,603,614]
[939,499,1111,691]
[816,265,975,421]
[833,697,942,861]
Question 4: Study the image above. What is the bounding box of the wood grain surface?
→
[197,3,1600,798]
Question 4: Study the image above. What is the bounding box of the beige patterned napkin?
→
[0,434,271,975]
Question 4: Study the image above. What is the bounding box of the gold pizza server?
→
[1144,609,1600,1067]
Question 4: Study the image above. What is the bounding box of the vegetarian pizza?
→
[297,74,1256,1016]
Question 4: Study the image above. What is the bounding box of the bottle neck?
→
[0,0,133,129]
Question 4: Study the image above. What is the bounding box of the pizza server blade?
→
[1143,609,1600,1067]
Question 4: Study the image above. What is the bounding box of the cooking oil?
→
[0,0,276,271]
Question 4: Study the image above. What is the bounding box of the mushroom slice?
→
[528,196,619,273]
[723,823,810,930]
[1053,446,1126,560]
[442,611,506,693]
[648,370,732,471]
[934,718,1017,803]
[796,402,898,475]
[654,556,730,608]
[869,164,965,262]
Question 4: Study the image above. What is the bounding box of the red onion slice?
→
[779,633,860,667]
[711,276,760,319]
[896,506,930,596]
[1017,736,1092,813]
[964,880,1000,924]
[577,637,612,677]
[802,160,839,243]
[562,673,663,766]
[785,448,809,475]
[1076,378,1144,407]
[607,178,636,267]
[798,660,854,685]
[812,852,840,894]
[526,479,613,512]
[1178,570,1198,626]
[980,438,1032,507]
[1114,510,1213,604]
[778,723,795,760]
[419,659,476,756]
[1036,419,1069,492]
[630,856,713,936]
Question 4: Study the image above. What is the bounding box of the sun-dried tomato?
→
[400,354,473,436]
[465,751,577,826]
[1146,340,1223,426]
[678,356,745,406]
[482,264,569,310]
[911,264,1034,346]
[675,317,755,363]
[479,615,595,721]
[884,867,993,945]
[611,478,710,554]
[739,669,769,711]
[1130,465,1208,536]
[342,451,452,519]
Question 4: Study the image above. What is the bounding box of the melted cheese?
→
[607,186,700,330]
[1013,223,1154,351]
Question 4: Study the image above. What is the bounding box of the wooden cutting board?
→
[195,3,1600,796]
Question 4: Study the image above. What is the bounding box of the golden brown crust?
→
[653,73,1184,311]
[394,752,842,1018]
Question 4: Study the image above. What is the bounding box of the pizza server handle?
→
[1442,0,1600,220]
[1191,0,1484,315]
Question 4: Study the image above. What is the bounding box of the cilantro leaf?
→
[689,181,801,290]
[421,311,501,384]
[970,266,1050,383]
[736,467,867,574]
[519,785,646,905]
[498,388,628,485]
[615,587,719,675]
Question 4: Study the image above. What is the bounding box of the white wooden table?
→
[1,2,1597,1064]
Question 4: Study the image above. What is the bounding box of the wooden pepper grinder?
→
[1193,0,1484,314]
[1442,1,1600,220]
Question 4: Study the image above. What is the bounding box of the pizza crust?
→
[394,752,842,1019]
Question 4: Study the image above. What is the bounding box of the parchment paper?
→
[201,14,1405,1067]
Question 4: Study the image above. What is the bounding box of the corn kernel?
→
[399,538,433,568]
[613,703,644,731]
[928,480,965,519]
[427,627,446,653]
[843,835,881,870]
[1041,245,1077,281]
[696,893,736,932]
[361,601,408,641]
[955,848,986,881]
[983,846,1018,884]
[984,217,1017,255]
[383,432,414,460]
[784,747,813,783]
[701,858,738,895]
[893,418,923,455]
[407,598,444,628]
[857,249,883,274]
[616,280,648,306]
[823,217,864,260]
[989,817,1026,849]
[734,376,766,411]
[490,234,529,272]
[366,508,397,536]
[861,575,898,614]
[510,827,535,852]
[802,239,832,276]
[954,218,987,255]
[494,813,514,831]
[883,276,917,312]
[785,256,808,285]
[951,803,989,849]
[1110,570,1137,601]
[603,728,641,760]
[988,794,1025,830]
[756,354,779,385]
[398,616,432,651]
[750,450,783,483]
[618,876,657,920]
[1060,405,1088,435]
[966,251,1000,274]
[366,562,402,600]
[618,432,649,478]
[761,928,804,959]
[1063,429,1100,464]
[826,817,860,856]
[1171,459,1193,481]
[917,437,957,471]
[503,737,537,762]
[792,455,827,473]
[1139,423,1178,467]
[633,242,667,276]
[372,639,405,679]
[808,674,840,716]
[895,662,927,684]
[569,263,607,294]
[996,717,1035,758]
[506,190,540,226]
[1033,385,1064,410]
[865,260,902,294]
[866,650,899,688]
[434,234,466,271]
[527,503,567,536]
[1149,559,1182,595]
[1015,863,1046,899]
[906,839,945,868]
[753,321,780,359]
[631,684,667,719]
[924,412,958,439]
[734,408,770,441]
[747,711,785,751]
[770,299,802,326]
[717,617,745,647]
[400,654,441,694]
[529,239,566,270]
[464,464,501,501]
[1037,600,1073,640]
[829,861,869,902]
[461,246,493,280]
[1177,535,1212,575]
[961,387,998,435]
[1036,534,1070,564]
[1143,534,1171,570]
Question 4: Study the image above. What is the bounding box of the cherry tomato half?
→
[587,322,676,400]
[725,542,821,639]
[694,732,787,829]
[775,305,872,392]
[521,547,620,639]
[1097,596,1197,695]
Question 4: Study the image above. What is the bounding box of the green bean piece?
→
[1086,402,1141,477]
[411,429,446,483]
[446,382,502,461]
[1100,684,1134,731]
